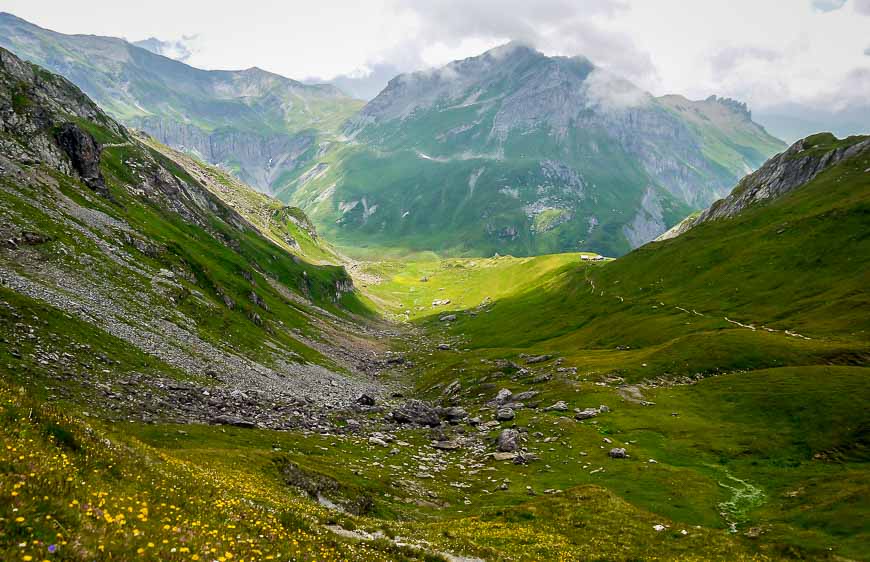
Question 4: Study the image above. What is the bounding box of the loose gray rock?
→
[391,400,441,427]
[496,408,516,421]
[442,406,468,423]
[609,448,627,459]
[497,428,520,452]
[493,388,513,405]
[525,354,553,364]
[574,408,599,420]
[544,400,569,412]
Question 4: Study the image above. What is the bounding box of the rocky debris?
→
[391,400,441,427]
[530,374,551,384]
[437,343,451,350]
[512,390,539,402]
[442,379,461,396]
[524,354,553,364]
[575,405,610,420]
[497,429,520,452]
[369,436,389,447]
[442,406,468,423]
[356,393,376,406]
[439,314,457,322]
[431,440,461,451]
[432,299,451,306]
[496,408,515,421]
[544,401,568,412]
[609,448,627,459]
[248,291,270,311]
[492,388,513,405]
[20,231,52,245]
[210,415,256,428]
[385,354,406,365]
[513,451,539,465]
[492,452,517,461]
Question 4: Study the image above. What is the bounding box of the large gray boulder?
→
[498,429,520,452]
[391,400,440,427]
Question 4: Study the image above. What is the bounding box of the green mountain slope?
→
[359,133,870,558]
[1,44,868,560]
[0,45,381,411]
[0,12,364,192]
[282,43,785,257]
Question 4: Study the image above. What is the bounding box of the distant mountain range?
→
[0,14,787,255]
[0,12,363,193]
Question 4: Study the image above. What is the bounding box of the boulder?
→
[431,440,461,451]
[442,379,461,396]
[574,408,599,420]
[525,354,553,364]
[544,401,569,412]
[391,400,441,427]
[513,451,539,465]
[356,393,376,406]
[497,429,520,452]
[493,388,513,405]
[513,390,539,402]
[608,447,627,459]
[496,408,516,421]
[439,314,457,322]
[442,406,468,423]
[210,415,256,428]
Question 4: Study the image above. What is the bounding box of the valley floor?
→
[2,253,868,561]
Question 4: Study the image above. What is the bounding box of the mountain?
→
[357,129,870,558]
[658,132,870,240]
[0,45,383,420]
[282,43,785,257]
[0,12,364,193]
[2,45,869,561]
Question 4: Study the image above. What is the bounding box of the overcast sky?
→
[2,0,868,109]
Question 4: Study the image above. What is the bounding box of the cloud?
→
[132,35,199,62]
[855,0,870,15]
[709,46,783,81]
[810,0,846,12]
[583,68,651,111]
[387,0,657,88]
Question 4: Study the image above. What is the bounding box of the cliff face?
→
[658,133,870,241]
[133,116,316,192]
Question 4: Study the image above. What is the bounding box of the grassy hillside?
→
[1,42,867,562]
[356,134,870,558]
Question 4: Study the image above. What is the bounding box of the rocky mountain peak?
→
[657,132,870,241]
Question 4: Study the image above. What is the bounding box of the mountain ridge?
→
[0,12,364,192]
[284,42,785,257]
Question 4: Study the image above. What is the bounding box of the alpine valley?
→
[0,9,868,562]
